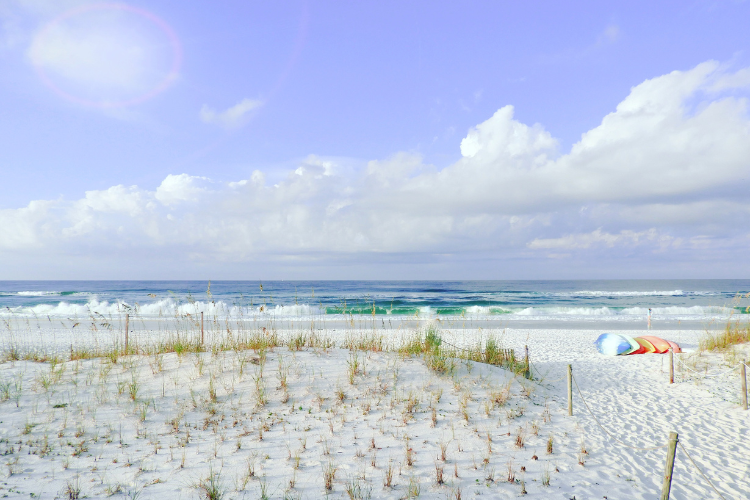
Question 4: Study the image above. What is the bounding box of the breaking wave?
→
[553,290,718,297]
[0,299,738,321]
[0,298,324,319]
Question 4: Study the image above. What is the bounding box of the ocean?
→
[1,280,748,330]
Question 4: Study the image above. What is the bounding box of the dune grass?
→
[700,319,750,352]
[0,316,595,498]
[2,315,530,382]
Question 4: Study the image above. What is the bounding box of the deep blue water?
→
[1,280,748,323]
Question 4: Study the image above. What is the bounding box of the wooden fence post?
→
[201,312,204,347]
[660,431,679,500]
[567,364,573,416]
[741,361,747,411]
[524,345,530,379]
[124,313,129,353]
[669,348,674,384]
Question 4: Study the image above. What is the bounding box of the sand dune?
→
[0,327,747,499]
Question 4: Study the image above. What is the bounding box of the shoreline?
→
[1,324,707,361]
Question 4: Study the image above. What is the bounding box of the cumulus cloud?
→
[2,61,750,275]
[200,98,263,129]
[400,61,750,217]
[0,200,54,250]
[154,174,208,206]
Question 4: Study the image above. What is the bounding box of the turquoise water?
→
[1,280,748,325]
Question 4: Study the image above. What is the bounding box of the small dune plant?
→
[196,466,226,500]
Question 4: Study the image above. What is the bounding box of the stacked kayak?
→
[595,333,681,356]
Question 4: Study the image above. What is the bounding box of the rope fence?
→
[439,337,533,379]
[671,356,747,406]
[439,340,746,498]
[562,366,741,499]
[677,442,728,500]
[674,357,740,378]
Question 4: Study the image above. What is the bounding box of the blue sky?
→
[1,0,750,279]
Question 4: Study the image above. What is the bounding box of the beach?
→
[0,324,747,499]
[4,0,750,495]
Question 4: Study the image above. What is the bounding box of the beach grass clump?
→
[64,477,81,499]
[399,331,426,357]
[196,466,226,500]
[434,463,444,485]
[344,476,372,499]
[700,320,750,351]
[438,439,448,461]
[542,463,551,486]
[383,460,395,487]
[288,331,307,351]
[460,335,531,378]
[394,325,456,374]
[343,332,384,352]
[406,475,420,498]
[322,460,338,491]
[405,437,415,466]
[346,353,361,384]
[423,326,456,375]
[424,325,441,351]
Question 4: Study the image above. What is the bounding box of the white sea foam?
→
[0,298,737,321]
[0,298,325,319]
[516,306,616,316]
[464,305,513,315]
[547,289,724,297]
[620,305,730,316]
[510,305,732,318]
[562,290,689,297]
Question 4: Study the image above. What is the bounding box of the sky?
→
[1,0,750,280]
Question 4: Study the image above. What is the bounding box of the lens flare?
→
[31,3,182,108]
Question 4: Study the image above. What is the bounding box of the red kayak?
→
[640,336,672,354]
[627,338,648,355]
[666,340,682,353]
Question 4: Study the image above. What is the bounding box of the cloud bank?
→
[2,61,750,277]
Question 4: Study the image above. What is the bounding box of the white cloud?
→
[458,105,557,162]
[0,200,54,250]
[2,61,750,276]
[200,98,263,129]
[393,61,750,216]
[527,228,676,250]
[708,66,750,92]
[154,174,208,206]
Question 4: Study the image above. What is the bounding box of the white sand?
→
[0,327,748,499]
